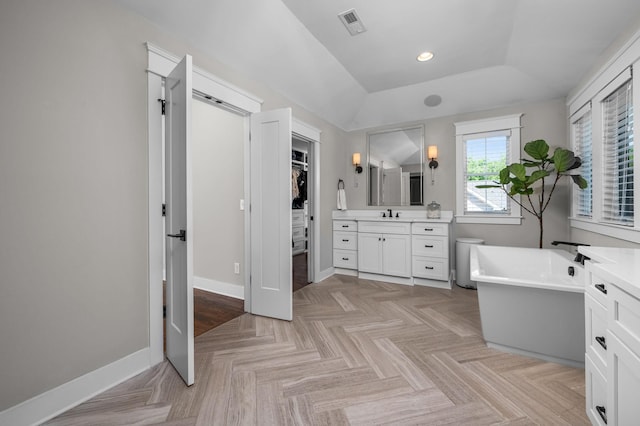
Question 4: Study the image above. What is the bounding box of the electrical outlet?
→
[234,263,240,274]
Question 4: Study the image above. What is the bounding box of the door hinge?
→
[157,98,166,115]
[162,203,166,216]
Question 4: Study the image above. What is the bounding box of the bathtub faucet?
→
[551,241,591,264]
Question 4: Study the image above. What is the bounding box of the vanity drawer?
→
[292,226,305,241]
[334,249,357,269]
[585,353,608,426]
[587,270,610,308]
[292,209,305,226]
[412,256,447,280]
[293,239,306,254]
[333,231,357,250]
[412,235,447,258]
[411,222,447,236]
[608,284,640,356]
[586,293,608,372]
[358,221,410,234]
[333,220,357,232]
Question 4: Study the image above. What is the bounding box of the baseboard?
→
[193,276,244,299]
[0,348,151,426]
[316,266,335,282]
[358,272,413,286]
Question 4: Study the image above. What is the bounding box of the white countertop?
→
[579,246,640,298]
[332,209,453,223]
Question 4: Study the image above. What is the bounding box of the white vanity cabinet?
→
[357,221,411,278]
[411,223,449,284]
[581,248,640,426]
[332,220,357,271]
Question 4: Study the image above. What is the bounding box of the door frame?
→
[146,43,321,365]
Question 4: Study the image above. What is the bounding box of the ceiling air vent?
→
[338,9,366,36]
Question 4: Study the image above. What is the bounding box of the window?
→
[571,105,593,218]
[601,79,634,226]
[455,114,522,224]
[569,63,639,243]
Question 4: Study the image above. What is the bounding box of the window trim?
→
[568,64,640,242]
[454,114,523,224]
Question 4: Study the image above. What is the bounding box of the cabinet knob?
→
[424,228,433,231]
[425,266,434,270]
[595,283,607,294]
[342,257,349,261]
[342,239,349,242]
[424,244,434,248]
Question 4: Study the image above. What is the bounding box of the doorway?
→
[147,43,322,366]
[292,137,311,292]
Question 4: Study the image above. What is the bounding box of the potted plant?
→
[477,139,587,248]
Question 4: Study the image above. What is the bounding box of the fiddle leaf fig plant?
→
[477,139,588,248]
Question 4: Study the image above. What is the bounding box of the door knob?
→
[167,229,186,242]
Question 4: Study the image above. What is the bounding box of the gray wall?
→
[192,99,245,286]
[0,0,345,411]
[343,98,572,250]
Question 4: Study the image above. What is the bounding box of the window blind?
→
[602,79,634,226]
[572,108,593,218]
[463,130,510,213]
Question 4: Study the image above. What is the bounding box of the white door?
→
[165,55,194,385]
[249,108,293,321]
[382,167,402,205]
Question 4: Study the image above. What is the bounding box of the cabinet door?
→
[358,233,382,274]
[607,331,640,426]
[382,234,411,277]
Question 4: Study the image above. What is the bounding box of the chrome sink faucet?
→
[387,209,393,218]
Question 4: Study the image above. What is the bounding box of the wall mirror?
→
[367,125,424,206]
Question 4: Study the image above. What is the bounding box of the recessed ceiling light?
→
[416,51,434,62]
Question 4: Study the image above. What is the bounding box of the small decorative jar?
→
[427,201,441,219]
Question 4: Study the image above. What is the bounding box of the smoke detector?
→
[338,9,367,36]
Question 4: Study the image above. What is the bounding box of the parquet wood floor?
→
[46,275,589,425]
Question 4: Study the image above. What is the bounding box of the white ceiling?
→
[117,0,640,131]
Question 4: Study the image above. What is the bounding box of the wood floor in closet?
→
[46,274,589,425]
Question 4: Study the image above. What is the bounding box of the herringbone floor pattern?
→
[46,275,589,425]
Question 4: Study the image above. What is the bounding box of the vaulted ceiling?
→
[117,0,640,131]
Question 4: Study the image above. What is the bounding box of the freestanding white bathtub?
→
[470,245,585,368]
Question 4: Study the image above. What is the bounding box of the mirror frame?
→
[367,125,424,207]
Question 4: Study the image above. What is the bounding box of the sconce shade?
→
[352,152,363,173]
[427,145,438,160]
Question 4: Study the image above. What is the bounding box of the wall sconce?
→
[353,152,363,174]
[427,145,438,184]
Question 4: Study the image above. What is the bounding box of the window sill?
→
[570,217,640,244]
[455,215,522,225]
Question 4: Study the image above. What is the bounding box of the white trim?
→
[332,268,357,277]
[317,266,337,282]
[293,118,321,142]
[193,276,244,299]
[455,215,522,225]
[413,276,452,289]
[570,218,640,244]
[146,43,262,113]
[454,114,523,224]
[568,27,640,116]
[147,43,262,367]
[358,272,413,286]
[454,114,523,136]
[0,349,150,426]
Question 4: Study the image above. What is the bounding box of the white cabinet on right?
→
[411,222,451,288]
[581,247,640,426]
